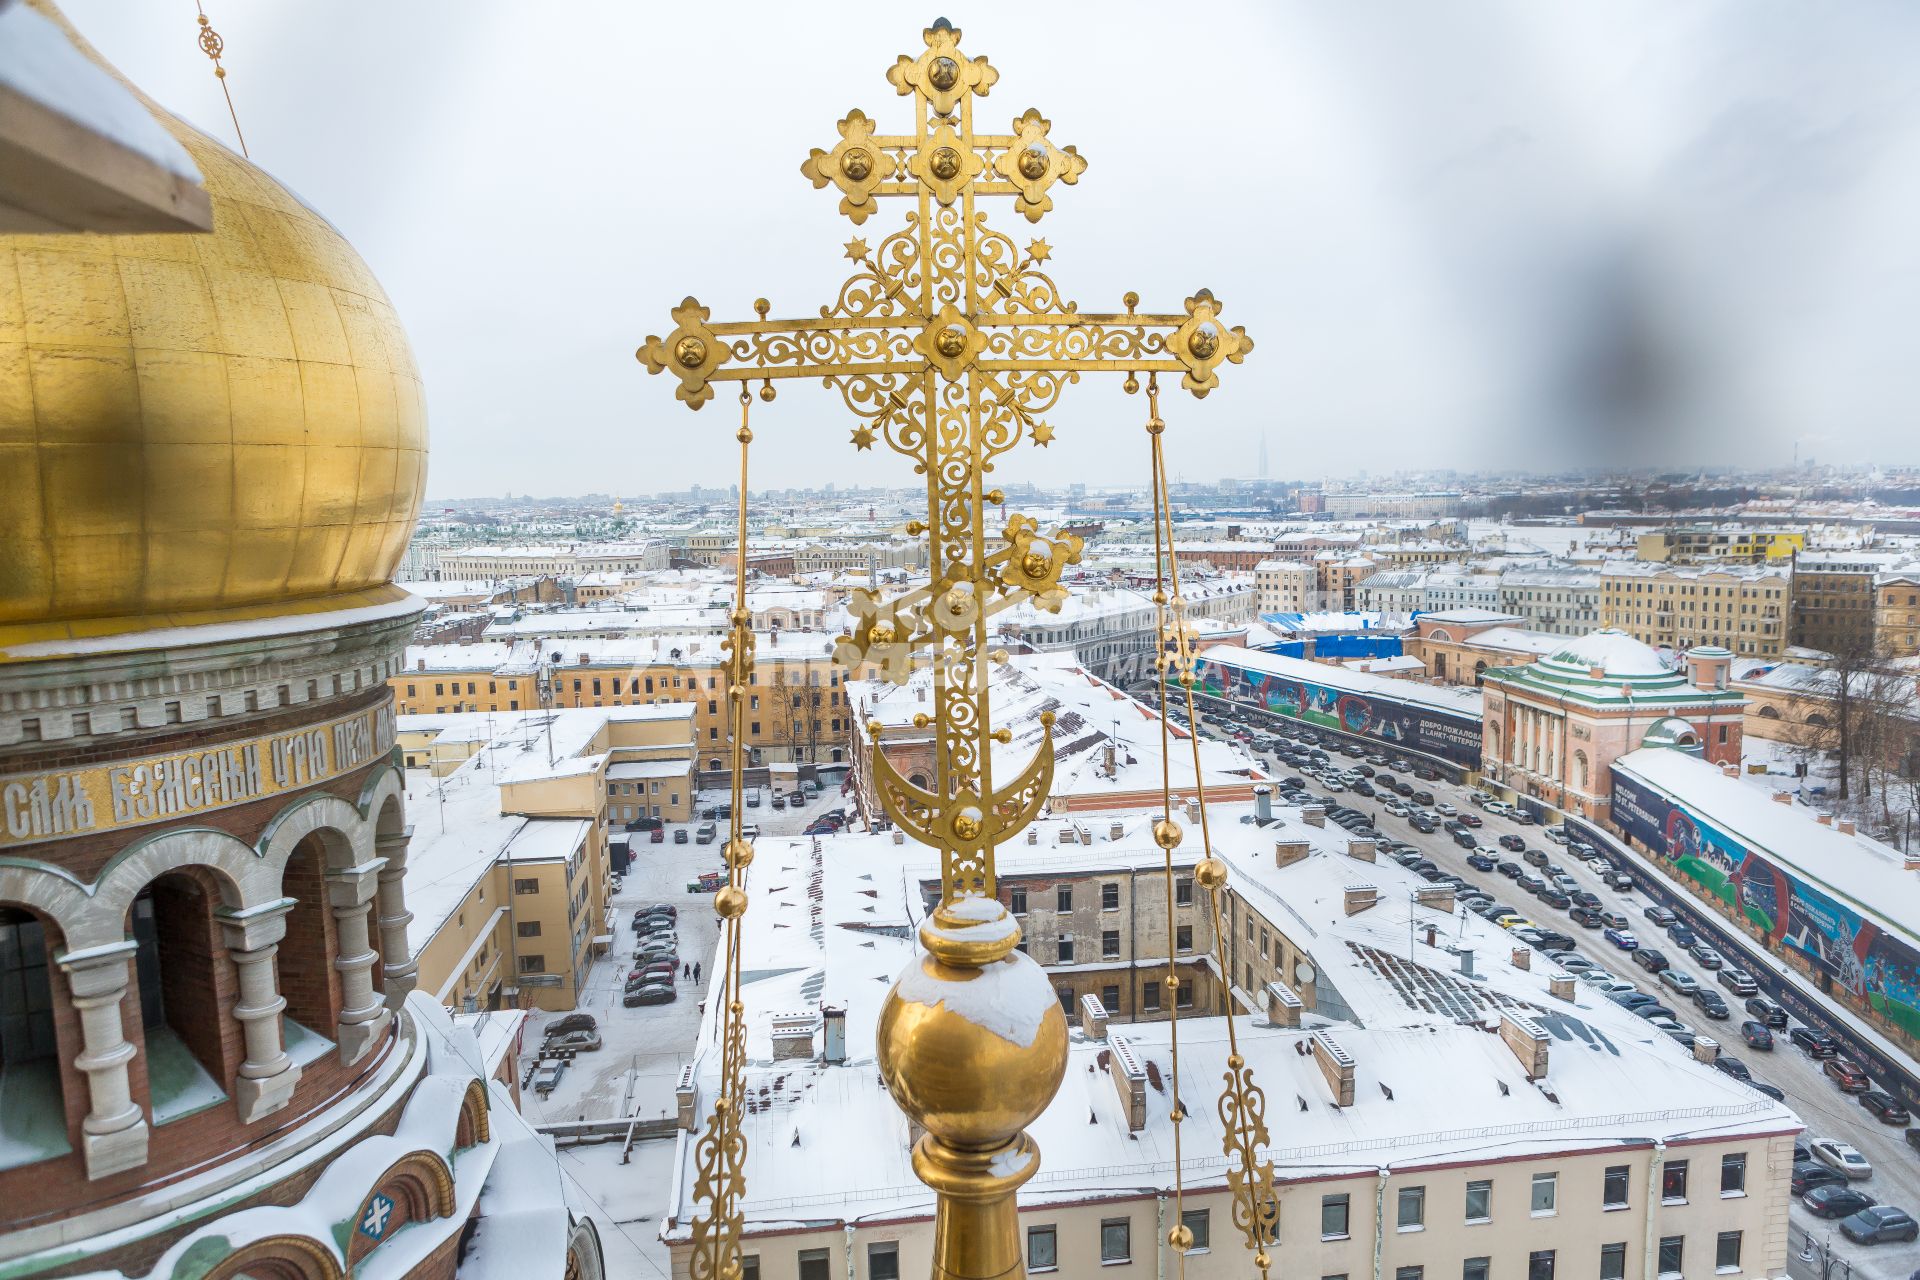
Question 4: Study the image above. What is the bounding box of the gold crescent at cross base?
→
[638,19,1260,1280]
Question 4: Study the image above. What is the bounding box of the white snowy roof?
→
[1203,645,1484,717]
[1545,629,1670,677]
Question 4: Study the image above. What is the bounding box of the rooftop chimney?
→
[1816,813,1832,827]
[1548,974,1576,1002]
[770,1012,816,1061]
[1772,791,1793,806]
[891,830,904,846]
[1837,819,1856,836]
[1347,837,1377,862]
[1060,827,1077,845]
[1414,885,1455,912]
[1692,1036,1720,1064]
[1499,1011,1550,1080]
[1275,839,1311,870]
[1108,1035,1148,1131]
[1511,947,1531,971]
[1311,1030,1357,1107]
[1301,805,1326,828]
[1254,785,1273,825]
[822,1005,847,1064]
[1079,993,1109,1041]
[1457,948,1476,979]
[1109,821,1125,842]
[1027,827,1039,845]
[675,1063,698,1131]
[1265,982,1303,1028]
[1589,664,1607,679]
[1905,852,1920,873]
[1343,884,1379,916]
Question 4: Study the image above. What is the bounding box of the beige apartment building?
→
[1255,558,1316,614]
[1600,562,1790,657]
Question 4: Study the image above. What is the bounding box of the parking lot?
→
[1214,716,1920,1280]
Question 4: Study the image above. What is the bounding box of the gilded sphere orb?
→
[870,619,896,644]
[935,326,967,358]
[841,147,874,182]
[1188,324,1220,360]
[951,805,984,842]
[1153,818,1184,850]
[1256,1252,1272,1270]
[929,56,960,91]
[1021,549,1051,579]
[1168,1225,1194,1254]
[1018,145,1049,180]
[0,25,427,640]
[714,885,748,919]
[1195,856,1229,890]
[930,146,962,180]
[876,951,1069,1149]
[724,837,754,870]
[675,335,708,368]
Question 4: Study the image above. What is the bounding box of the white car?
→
[1323,780,1347,793]
[1384,801,1409,817]
[1435,802,1458,817]
[1543,827,1570,845]
[1810,1139,1874,1181]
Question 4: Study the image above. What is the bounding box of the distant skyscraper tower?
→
[1259,432,1270,480]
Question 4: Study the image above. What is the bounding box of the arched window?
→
[908,772,930,789]
[0,906,71,1170]
[1434,653,1448,678]
[1573,750,1589,791]
[280,837,340,1053]
[1757,705,1780,719]
[1805,712,1830,728]
[131,873,236,1123]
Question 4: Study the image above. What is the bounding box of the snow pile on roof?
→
[1545,629,1671,677]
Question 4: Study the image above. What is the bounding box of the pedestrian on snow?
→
[694,961,702,981]
[683,961,691,978]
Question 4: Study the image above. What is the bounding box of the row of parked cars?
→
[625,902,681,1006]
[1793,1133,1920,1243]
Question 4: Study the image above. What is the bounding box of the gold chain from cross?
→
[640,18,1252,901]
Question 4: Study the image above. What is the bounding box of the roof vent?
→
[1107,1035,1148,1131]
[1692,1036,1720,1064]
[1265,982,1302,1028]
[1310,1030,1356,1107]
[1078,993,1109,1042]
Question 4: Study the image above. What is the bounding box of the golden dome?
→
[0,8,427,645]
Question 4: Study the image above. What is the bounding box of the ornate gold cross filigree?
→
[640,21,1260,1280]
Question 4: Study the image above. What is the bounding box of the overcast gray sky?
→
[65,1,1920,498]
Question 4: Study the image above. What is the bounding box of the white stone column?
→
[374,828,419,1010]
[328,860,391,1065]
[58,942,149,1180]
[219,899,300,1122]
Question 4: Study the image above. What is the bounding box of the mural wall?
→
[1611,767,1920,1040]
[1195,656,1483,768]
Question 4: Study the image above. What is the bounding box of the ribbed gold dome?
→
[0,7,427,645]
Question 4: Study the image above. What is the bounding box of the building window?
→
[1175,981,1193,1010]
[798,1249,831,1280]
[1100,1217,1130,1263]
[1057,939,1074,964]
[1143,981,1161,1011]
[1057,886,1073,912]
[1321,1193,1350,1239]
[1056,988,1074,1014]
[1662,1160,1688,1203]
[1463,1260,1489,1280]
[1720,1152,1746,1195]
[1398,1185,1425,1230]
[1175,877,1193,906]
[1102,883,1120,910]
[514,878,540,894]
[1102,930,1120,959]
[518,955,545,973]
[1528,1251,1554,1280]
[742,1257,759,1280]
[1395,1270,1423,1280]
[1603,1164,1629,1209]
[868,1242,899,1280]
[1181,1208,1209,1252]
[1027,1226,1057,1273]
[517,921,541,938]
[1715,1231,1741,1273]
[1176,925,1193,952]
[1010,887,1028,915]
[1600,1243,1627,1280]
[1464,1179,1491,1222]
[1101,985,1120,1013]
[1530,1172,1556,1215]
[1658,1236,1683,1277]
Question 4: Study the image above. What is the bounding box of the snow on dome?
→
[1545,628,1671,678]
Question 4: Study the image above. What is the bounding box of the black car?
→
[1410,816,1439,833]
[1536,888,1571,910]
[1533,930,1577,951]
[1351,781,1377,798]
[1790,1026,1838,1057]
[1571,890,1603,910]
[1570,905,1604,928]
[1497,860,1523,878]
[543,1013,598,1037]
[1692,991,1731,1020]
[1748,1080,1787,1101]
[1453,831,1478,849]
[1803,1185,1877,1220]
[623,983,677,1007]
[1632,948,1671,974]
[1413,767,1440,782]
[1644,905,1677,927]
[1740,1020,1775,1050]
[1412,790,1435,806]
[1718,968,1758,996]
[1862,1091,1914,1125]
[1499,834,1526,852]
[1667,923,1696,948]
[1746,996,1788,1028]
[1841,1207,1919,1245]
[1791,1161,1848,1196]
[1712,1056,1752,1082]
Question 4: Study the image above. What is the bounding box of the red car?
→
[1458,814,1483,828]
[1825,1058,1872,1093]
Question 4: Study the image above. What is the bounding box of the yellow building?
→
[1599,562,1790,657]
[402,705,698,1011]
[1634,526,1804,564]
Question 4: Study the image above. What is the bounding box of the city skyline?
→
[64,0,1920,498]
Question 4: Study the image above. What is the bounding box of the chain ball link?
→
[714,885,748,919]
[725,838,755,870]
[1152,818,1183,850]
[1256,1252,1273,1270]
[1195,857,1228,890]
[1167,1225,1194,1253]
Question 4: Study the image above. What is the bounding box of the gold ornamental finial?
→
[192,2,248,157]
[639,19,1261,1280]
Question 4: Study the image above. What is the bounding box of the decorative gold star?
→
[1027,239,1051,263]
[844,237,870,262]
[850,424,876,450]
[1032,422,1055,447]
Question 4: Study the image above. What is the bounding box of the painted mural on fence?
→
[1611,767,1920,1039]
[1195,657,1483,768]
